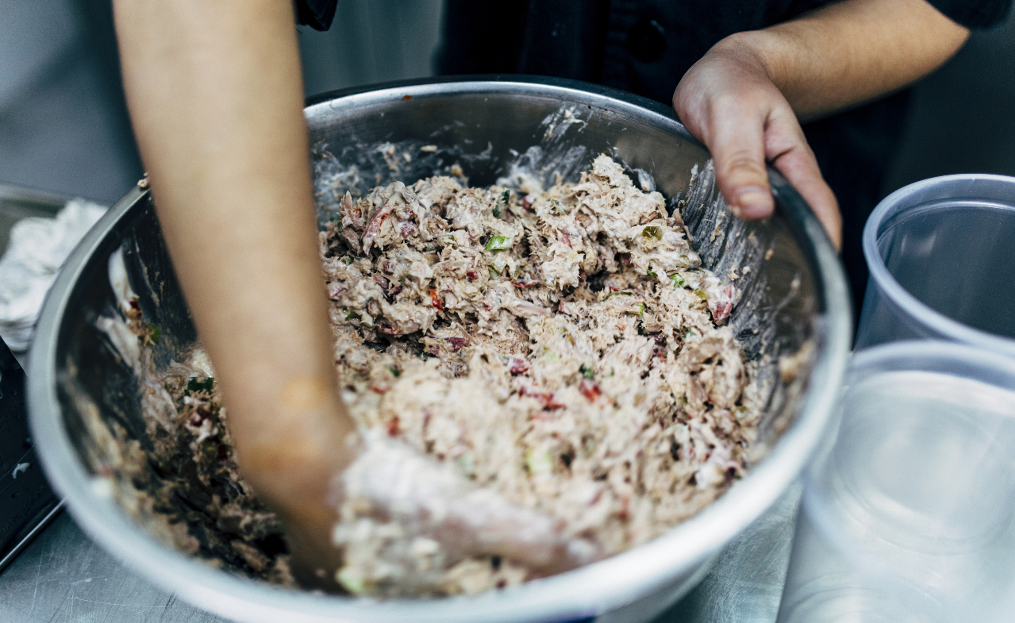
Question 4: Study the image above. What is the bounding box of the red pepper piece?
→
[508,357,530,375]
[511,279,541,288]
[579,378,602,402]
[430,288,445,311]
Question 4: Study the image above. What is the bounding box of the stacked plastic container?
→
[778,175,1015,623]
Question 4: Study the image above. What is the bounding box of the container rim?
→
[862,173,1015,356]
[28,76,851,623]
[848,339,1015,384]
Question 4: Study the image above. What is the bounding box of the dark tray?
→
[0,183,65,572]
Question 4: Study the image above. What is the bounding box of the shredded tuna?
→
[308,154,759,595]
[137,155,759,598]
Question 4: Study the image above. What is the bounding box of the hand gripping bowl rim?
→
[27,77,851,623]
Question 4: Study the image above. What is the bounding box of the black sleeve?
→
[294,0,338,31]
[926,0,1012,28]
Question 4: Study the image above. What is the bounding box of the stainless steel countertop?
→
[0,483,799,622]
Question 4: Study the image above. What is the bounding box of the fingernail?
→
[734,186,772,219]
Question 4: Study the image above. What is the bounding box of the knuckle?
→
[719,154,767,181]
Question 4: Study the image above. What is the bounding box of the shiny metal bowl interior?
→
[28,78,851,623]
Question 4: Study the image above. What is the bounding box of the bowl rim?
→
[27,76,851,622]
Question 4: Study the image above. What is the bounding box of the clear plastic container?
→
[777,341,1015,623]
[855,174,1015,355]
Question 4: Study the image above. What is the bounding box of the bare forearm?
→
[112,3,597,589]
[113,1,355,495]
[723,0,969,121]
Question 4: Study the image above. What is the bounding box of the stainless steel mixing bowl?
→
[27,77,851,623]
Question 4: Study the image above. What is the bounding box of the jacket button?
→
[627,17,666,63]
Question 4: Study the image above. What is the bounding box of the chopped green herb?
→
[202,440,218,459]
[387,366,401,378]
[186,377,215,394]
[343,256,355,265]
[579,364,595,379]
[625,303,647,317]
[485,235,513,251]
[642,225,663,239]
[604,290,633,300]
[685,329,697,339]
[456,452,476,477]
[646,268,657,277]
[694,288,709,300]
[492,206,500,218]
[525,449,554,474]
[344,309,361,320]
[143,323,161,343]
[500,190,510,205]
[337,568,366,595]
[671,273,687,288]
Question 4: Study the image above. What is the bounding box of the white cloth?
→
[0,198,106,350]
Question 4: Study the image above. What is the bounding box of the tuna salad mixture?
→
[100,154,764,597]
[86,290,296,586]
